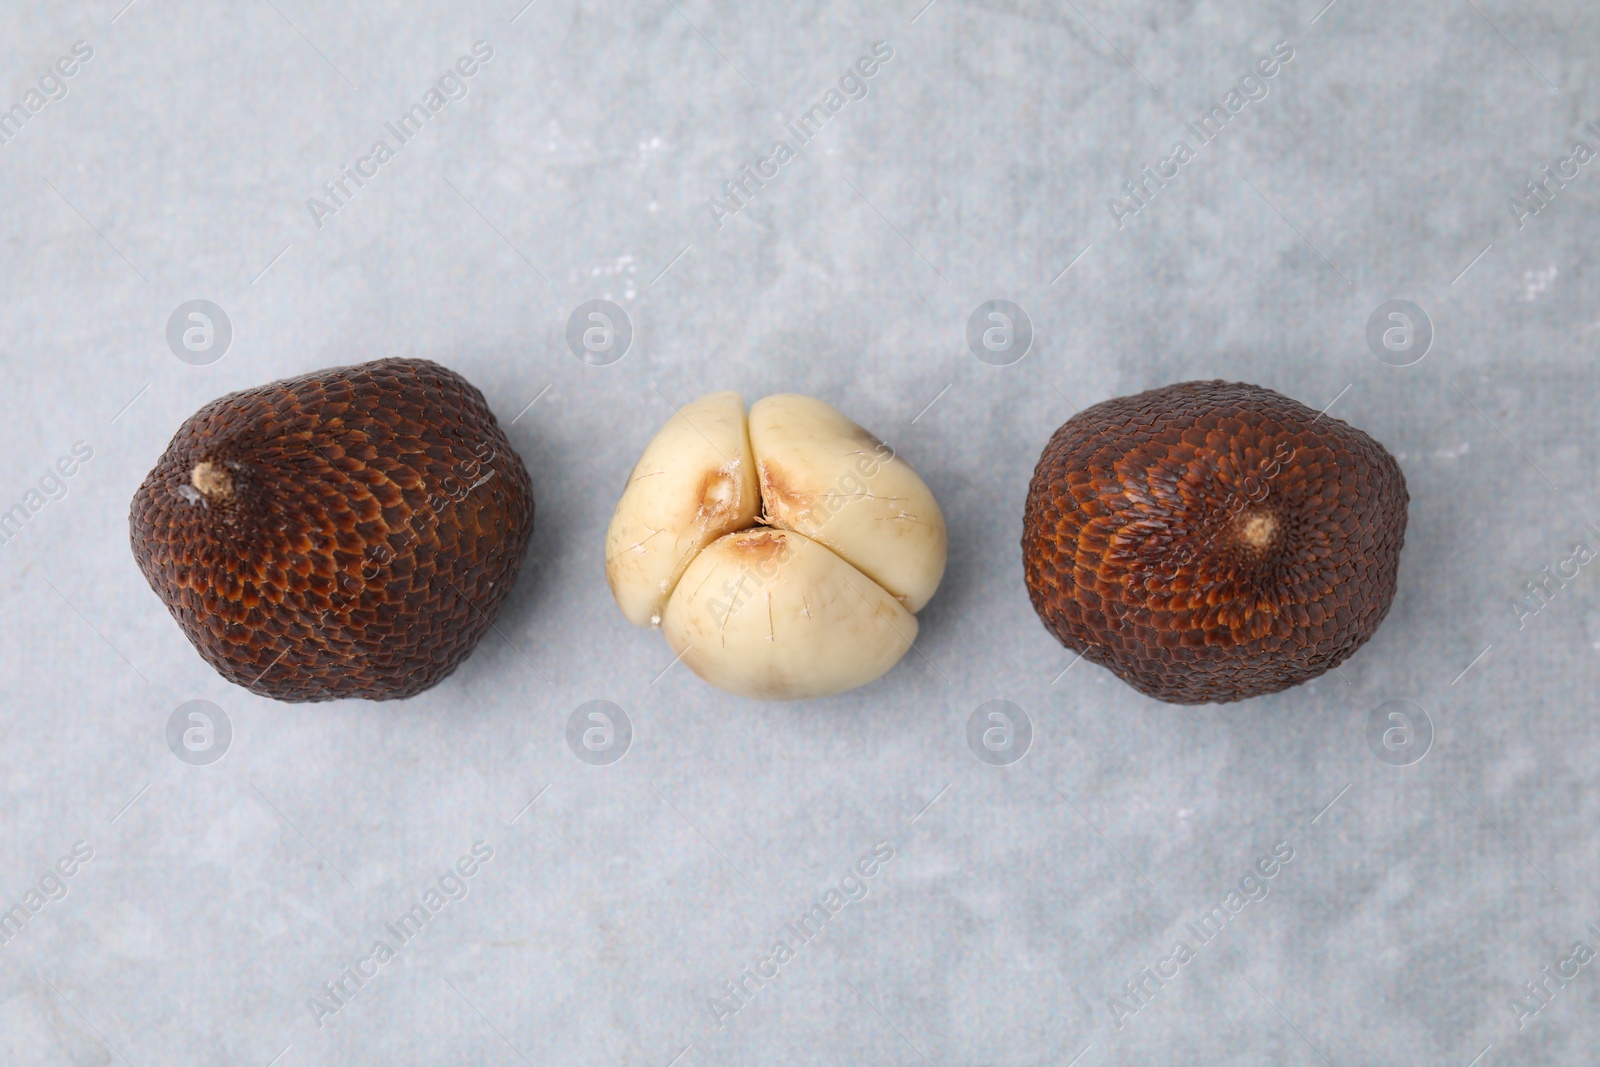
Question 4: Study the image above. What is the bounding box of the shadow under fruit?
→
[1022,380,1408,704]
[130,358,534,702]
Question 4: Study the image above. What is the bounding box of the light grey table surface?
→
[1,0,1597,1064]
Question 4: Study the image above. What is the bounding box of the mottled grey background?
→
[1,0,1597,1064]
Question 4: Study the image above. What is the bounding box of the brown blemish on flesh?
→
[850,424,886,452]
[758,461,807,524]
[725,528,788,560]
[695,466,742,528]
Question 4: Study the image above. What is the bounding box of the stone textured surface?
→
[1023,380,1408,703]
[129,358,535,701]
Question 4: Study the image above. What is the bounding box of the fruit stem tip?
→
[190,461,234,503]
[1238,511,1276,549]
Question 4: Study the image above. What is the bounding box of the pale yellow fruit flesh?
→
[747,393,947,612]
[603,391,759,627]
[661,527,919,700]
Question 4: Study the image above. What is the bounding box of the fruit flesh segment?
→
[661,527,918,701]
[604,391,759,627]
[748,393,946,613]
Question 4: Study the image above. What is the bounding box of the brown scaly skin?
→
[1022,380,1407,704]
[130,358,534,702]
